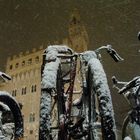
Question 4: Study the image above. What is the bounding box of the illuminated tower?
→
[63,9,89,52]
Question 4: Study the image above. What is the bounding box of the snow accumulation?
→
[40,45,116,139]
[0,102,10,111]
[39,91,51,139]
[73,96,82,105]
[0,92,16,139]
[46,45,73,53]
[88,57,114,116]
[2,123,14,140]
[42,45,73,89]
[44,45,73,61]
[124,136,132,140]
[40,45,74,139]
[127,122,140,140]
[81,51,97,62]
[0,123,14,140]
[88,56,116,137]
[41,58,60,89]
[0,91,23,139]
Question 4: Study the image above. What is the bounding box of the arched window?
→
[31,85,37,93]
[32,113,35,122]
[29,113,35,122]
[22,87,26,95]
[35,56,39,63]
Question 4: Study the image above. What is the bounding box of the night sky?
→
[0,0,140,128]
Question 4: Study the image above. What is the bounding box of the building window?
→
[22,61,25,66]
[30,130,33,134]
[22,87,26,95]
[28,58,32,65]
[31,85,36,93]
[12,90,17,97]
[9,65,13,70]
[35,56,39,63]
[15,63,19,68]
[29,113,35,122]
[73,17,77,24]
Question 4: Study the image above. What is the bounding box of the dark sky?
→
[0,0,140,69]
[0,0,140,127]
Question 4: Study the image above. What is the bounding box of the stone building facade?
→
[1,9,89,140]
[5,48,43,140]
